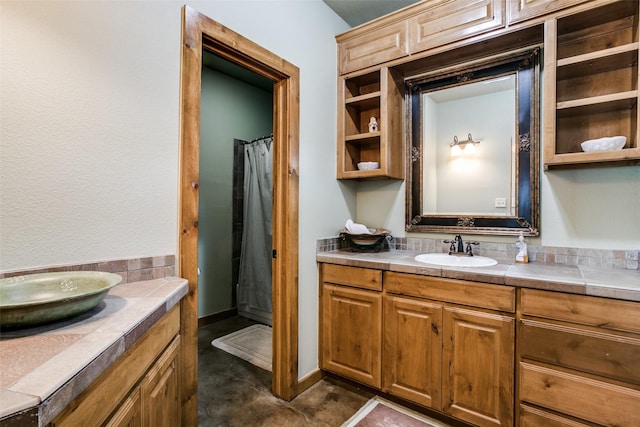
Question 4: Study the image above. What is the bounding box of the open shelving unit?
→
[543,0,640,169]
[337,66,403,179]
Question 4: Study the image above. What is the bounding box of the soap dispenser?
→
[515,231,529,263]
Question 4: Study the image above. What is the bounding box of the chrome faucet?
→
[444,234,479,256]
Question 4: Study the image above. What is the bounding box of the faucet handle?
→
[465,241,479,255]
[443,239,456,254]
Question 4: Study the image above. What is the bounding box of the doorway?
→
[198,51,274,326]
[178,6,300,425]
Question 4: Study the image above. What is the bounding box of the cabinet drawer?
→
[338,21,409,74]
[519,404,591,427]
[509,0,591,25]
[384,272,515,312]
[409,0,504,54]
[520,362,640,426]
[321,264,382,291]
[520,319,640,384]
[520,289,640,334]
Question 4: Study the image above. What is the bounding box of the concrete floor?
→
[197,315,374,426]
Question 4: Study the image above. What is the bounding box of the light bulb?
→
[450,145,462,156]
[465,143,476,154]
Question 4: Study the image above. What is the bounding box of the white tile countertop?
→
[317,250,640,302]
[0,277,188,424]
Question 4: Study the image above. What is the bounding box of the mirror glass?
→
[406,49,540,236]
[422,75,516,216]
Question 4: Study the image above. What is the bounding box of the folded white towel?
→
[345,219,372,234]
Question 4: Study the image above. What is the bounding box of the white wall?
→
[0,0,352,379]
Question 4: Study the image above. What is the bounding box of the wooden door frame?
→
[178,6,300,424]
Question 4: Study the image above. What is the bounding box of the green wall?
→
[198,65,273,318]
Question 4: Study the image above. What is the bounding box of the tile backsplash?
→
[0,255,176,283]
[316,236,639,270]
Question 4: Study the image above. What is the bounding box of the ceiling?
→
[322,0,421,27]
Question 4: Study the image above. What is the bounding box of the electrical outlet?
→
[495,198,506,208]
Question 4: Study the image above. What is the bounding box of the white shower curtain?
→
[237,136,273,325]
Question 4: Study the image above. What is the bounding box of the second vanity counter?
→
[0,277,188,426]
[317,249,640,302]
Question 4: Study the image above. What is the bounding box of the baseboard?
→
[297,368,324,395]
[198,308,238,327]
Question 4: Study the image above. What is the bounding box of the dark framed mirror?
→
[406,48,540,236]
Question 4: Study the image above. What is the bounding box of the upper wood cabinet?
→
[543,0,640,168]
[508,0,591,24]
[409,0,505,54]
[337,21,409,75]
[337,66,404,180]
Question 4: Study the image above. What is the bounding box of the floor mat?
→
[342,396,450,427]
[211,324,272,371]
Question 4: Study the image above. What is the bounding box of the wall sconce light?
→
[450,133,480,156]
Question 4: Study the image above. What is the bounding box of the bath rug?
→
[211,324,271,371]
[342,396,450,427]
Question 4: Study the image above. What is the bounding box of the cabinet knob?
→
[431,324,439,335]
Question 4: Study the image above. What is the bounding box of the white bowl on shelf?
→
[357,161,379,170]
[580,136,626,152]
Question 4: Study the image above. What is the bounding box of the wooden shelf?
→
[556,90,638,110]
[544,1,640,169]
[337,67,404,180]
[345,131,381,143]
[556,43,639,79]
[345,91,380,105]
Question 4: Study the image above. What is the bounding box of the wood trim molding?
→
[179,6,300,424]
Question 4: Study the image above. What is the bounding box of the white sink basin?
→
[415,253,497,267]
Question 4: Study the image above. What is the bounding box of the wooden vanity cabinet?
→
[48,306,181,427]
[320,264,383,388]
[517,289,640,426]
[543,0,640,168]
[384,272,515,427]
[319,264,516,426]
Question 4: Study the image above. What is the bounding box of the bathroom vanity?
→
[318,251,640,427]
[0,277,188,427]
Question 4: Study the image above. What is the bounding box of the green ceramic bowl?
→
[0,271,122,330]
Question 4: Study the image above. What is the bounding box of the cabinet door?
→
[443,307,514,427]
[509,0,590,24]
[338,20,408,74]
[383,295,442,409]
[104,389,142,427]
[141,336,181,427]
[409,0,504,54]
[321,284,382,388]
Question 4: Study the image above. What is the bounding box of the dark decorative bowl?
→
[340,228,391,251]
